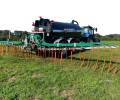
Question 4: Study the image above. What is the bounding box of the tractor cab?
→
[33,17,51,33]
[81,25,99,42]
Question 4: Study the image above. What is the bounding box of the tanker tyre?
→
[93,38,100,42]
[70,38,80,43]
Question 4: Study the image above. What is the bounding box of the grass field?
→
[0,41,120,100]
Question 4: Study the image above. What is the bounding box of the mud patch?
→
[31,73,45,79]
[8,76,16,82]
[59,89,74,100]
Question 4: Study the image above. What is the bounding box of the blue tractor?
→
[81,25,100,42]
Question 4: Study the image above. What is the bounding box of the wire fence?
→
[0,44,119,75]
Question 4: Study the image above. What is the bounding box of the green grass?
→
[0,41,120,100]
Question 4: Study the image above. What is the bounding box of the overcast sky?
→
[0,0,120,35]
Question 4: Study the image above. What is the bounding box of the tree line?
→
[0,30,120,41]
[95,33,120,41]
[0,30,28,41]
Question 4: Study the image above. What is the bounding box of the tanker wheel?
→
[93,38,100,42]
[59,39,68,43]
[57,39,68,58]
[70,38,80,43]
[31,43,38,52]
[55,48,68,58]
[87,38,93,42]
[52,38,69,58]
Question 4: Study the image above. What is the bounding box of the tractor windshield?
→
[83,28,93,35]
[35,20,39,27]
[34,18,50,32]
[39,18,50,26]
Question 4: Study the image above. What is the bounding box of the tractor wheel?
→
[31,44,38,52]
[69,38,80,43]
[54,38,68,44]
[93,38,100,42]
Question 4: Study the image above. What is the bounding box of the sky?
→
[0,0,120,35]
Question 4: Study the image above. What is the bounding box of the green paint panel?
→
[0,41,24,45]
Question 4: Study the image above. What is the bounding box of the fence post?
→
[101,47,106,73]
[70,48,72,64]
[13,45,17,56]
[0,45,2,56]
[112,67,117,75]
[60,49,63,65]
[51,48,54,63]
[87,48,91,67]
[79,50,82,63]
[54,48,57,64]
[80,49,85,67]
[94,48,99,71]
[107,48,112,73]
[39,48,41,57]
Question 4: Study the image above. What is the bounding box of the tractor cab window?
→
[39,19,50,26]
[82,27,93,37]
[44,19,50,26]
[39,18,44,25]
[35,20,40,27]
[88,28,93,35]
[83,28,88,33]
[84,28,93,34]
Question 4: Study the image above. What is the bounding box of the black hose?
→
[72,20,79,25]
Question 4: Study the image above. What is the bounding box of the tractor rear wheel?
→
[93,38,100,42]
